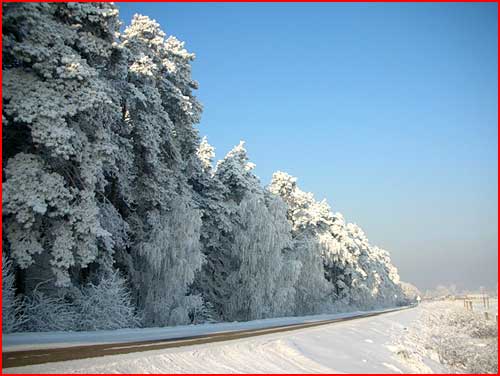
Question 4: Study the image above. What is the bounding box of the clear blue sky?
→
[117,2,498,291]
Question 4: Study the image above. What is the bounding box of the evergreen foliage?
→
[2,3,411,332]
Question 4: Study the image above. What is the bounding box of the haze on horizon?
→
[117,2,498,292]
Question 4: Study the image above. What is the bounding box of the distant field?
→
[451,297,498,316]
[395,299,498,374]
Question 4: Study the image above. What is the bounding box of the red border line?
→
[0,2,498,376]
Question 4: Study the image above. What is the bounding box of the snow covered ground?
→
[4,301,496,374]
[392,299,498,374]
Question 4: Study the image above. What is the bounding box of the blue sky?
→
[117,2,498,291]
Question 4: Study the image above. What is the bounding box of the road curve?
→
[2,305,415,369]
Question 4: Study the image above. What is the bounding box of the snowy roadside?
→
[389,300,498,374]
[4,306,435,374]
[7,302,495,374]
[3,306,405,351]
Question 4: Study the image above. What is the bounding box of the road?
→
[2,305,414,369]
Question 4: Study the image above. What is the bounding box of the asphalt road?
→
[3,305,414,369]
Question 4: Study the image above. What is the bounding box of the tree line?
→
[2,3,411,333]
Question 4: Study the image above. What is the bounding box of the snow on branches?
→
[2,2,410,332]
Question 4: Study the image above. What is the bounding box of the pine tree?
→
[118,14,204,326]
[2,3,122,290]
[2,3,206,329]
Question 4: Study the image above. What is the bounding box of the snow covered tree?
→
[291,239,333,315]
[193,142,297,321]
[269,171,405,312]
[269,171,336,313]
[2,2,121,290]
[264,193,300,317]
[120,13,202,161]
[2,141,111,289]
[2,255,25,333]
[191,141,259,320]
[214,141,260,203]
[196,136,215,172]
[129,198,203,326]
[75,269,140,330]
[2,3,205,329]
[333,221,405,309]
[400,282,421,304]
[116,14,205,326]
[22,288,77,332]
[21,269,140,332]
[189,138,232,321]
[225,193,295,321]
